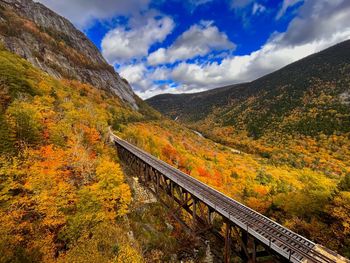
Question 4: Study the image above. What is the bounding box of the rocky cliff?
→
[0,0,138,109]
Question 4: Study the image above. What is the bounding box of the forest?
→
[0,39,349,262]
[0,0,349,261]
[119,120,350,257]
[0,43,215,262]
[0,46,146,262]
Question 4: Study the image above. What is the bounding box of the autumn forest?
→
[0,0,350,262]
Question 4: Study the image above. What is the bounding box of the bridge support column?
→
[170,181,174,197]
[138,160,142,177]
[192,197,197,232]
[146,165,151,183]
[156,171,160,195]
[252,238,256,262]
[224,222,232,263]
[241,231,248,259]
[208,208,213,225]
[141,163,146,183]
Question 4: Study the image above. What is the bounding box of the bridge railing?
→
[111,132,348,263]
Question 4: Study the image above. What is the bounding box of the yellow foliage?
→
[0,48,142,262]
[92,159,132,218]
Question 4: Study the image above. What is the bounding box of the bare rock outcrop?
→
[0,0,138,109]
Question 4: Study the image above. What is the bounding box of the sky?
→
[36,0,350,99]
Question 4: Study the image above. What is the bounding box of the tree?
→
[338,173,350,191]
[58,223,142,263]
[7,101,43,146]
[0,114,15,154]
[93,159,131,218]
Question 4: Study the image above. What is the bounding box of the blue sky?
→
[36,0,350,98]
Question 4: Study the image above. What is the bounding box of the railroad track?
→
[112,135,347,263]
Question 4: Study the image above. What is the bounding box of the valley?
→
[0,0,349,262]
[146,39,350,259]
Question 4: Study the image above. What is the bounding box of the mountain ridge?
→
[0,2,350,260]
[147,39,350,137]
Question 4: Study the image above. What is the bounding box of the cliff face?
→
[0,0,138,109]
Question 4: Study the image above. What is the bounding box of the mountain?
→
[0,0,159,261]
[0,0,349,261]
[0,0,138,109]
[147,40,350,138]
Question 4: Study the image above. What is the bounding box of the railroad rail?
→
[111,132,348,263]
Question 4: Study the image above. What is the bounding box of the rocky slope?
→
[0,0,138,109]
[147,40,350,137]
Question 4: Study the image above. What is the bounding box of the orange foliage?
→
[197,167,211,178]
[162,144,178,163]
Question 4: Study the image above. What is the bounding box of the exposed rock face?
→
[0,0,138,109]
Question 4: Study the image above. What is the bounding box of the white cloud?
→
[148,67,170,81]
[119,63,155,96]
[139,84,207,99]
[119,63,172,96]
[35,0,150,29]
[279,0,350,45]
[148,21,235,65]
[119,63,147,85]
[101,16,174,64]
[37,0,350,100]
[144,0,350,98]
[252,3,266,15]
[276,0,303,19]
[118,62,208,99]
[170,31,350,90]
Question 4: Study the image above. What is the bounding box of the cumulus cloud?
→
[144,0,350,98]
[148,21,235,65]
[119,63,158,97]
[119,63,171,93]
[140,84,207,99]
[119,63,148,85]
[279,0,350,45]
[35,0,150,29]
[170,31,350,90]
[37,0,350,100]
[118,62,206,99]
[101,16,174,64]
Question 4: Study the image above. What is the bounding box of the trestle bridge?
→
[111,133,348,263]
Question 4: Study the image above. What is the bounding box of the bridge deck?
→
[113,135,346,263]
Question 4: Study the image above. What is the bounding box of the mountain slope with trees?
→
[147,40,350,138]
[145,42,350,258]
[0,44,146,262]
[0,0,349,260]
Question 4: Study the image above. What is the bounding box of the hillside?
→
[0,0,139,109]
[145,43,350,259]
[0,1,182,262]
[0,0,349,261]
[147,40,350,137]
[0,44,145,262]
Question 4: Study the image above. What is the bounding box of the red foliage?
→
[197,167,211,178]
